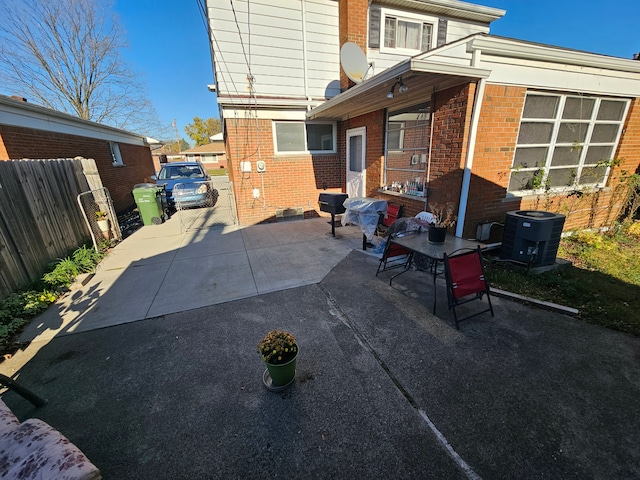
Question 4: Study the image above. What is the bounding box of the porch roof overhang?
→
[306,59,490,121]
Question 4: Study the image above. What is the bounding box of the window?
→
[383,103,431,192]
[384,16,432,51]
[273,122,336,154]
[109,142,123,166]
[509,93,629,193]
[387,121,405,151]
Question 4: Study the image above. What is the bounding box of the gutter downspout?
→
[301,1,310,109]
[456,48,485,238]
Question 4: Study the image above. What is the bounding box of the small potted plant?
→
[427,203,457,243]
[257,330,298,390]
[95,211,110,234]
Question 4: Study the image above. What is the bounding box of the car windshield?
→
[158,165,204,180]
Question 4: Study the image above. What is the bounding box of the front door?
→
[346,127,366,198]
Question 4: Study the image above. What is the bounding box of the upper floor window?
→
[384,16,432,51]
[273,122,336,154]
[370,7,436,53]
[508,92,629,193]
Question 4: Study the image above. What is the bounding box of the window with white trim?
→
[109,142,123,166]
[384,16,432,51]
[273,122,336,154]
[374,8,435,54]
[509,92,629,193]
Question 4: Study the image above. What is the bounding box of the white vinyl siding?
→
[509,92,629,193]
[209,0,339,100]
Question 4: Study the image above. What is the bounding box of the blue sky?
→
[113,0,216,142]
[113,0,639,142]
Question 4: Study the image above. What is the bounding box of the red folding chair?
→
[376,234,412,282]
[443,246,494,329]
[376,202,403,236]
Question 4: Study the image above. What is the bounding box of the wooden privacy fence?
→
[0,158,101,299]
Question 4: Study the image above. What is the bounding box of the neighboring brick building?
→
[181,135,228,171]
[207,0,640,235]
[0,95,156,212]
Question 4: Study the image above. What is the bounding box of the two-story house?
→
[206,0,640,236]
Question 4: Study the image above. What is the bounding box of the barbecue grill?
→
[318,192,348,236]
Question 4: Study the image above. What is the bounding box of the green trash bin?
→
[132,183,164,226]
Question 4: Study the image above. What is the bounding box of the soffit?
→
[307,60,489,121]
[374,0,505,23]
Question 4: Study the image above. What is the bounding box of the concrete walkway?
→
[1,216,640,479]
[14,216,366,342]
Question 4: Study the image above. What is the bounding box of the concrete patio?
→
[1,215,639,479]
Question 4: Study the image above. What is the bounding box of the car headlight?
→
[196,184,208,194]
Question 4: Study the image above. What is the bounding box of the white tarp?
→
[341,197,388,240]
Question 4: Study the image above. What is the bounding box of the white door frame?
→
[346,126,366,198]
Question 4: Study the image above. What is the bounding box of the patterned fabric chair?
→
[0,398,101,480]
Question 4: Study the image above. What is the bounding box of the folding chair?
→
[376,202,403,236]
[443,246,494,329]
[376,234,412,282]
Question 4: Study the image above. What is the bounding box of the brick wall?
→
[343,84,476,223]
[339,0,368,91]
[0,125,155,212]
[340,110,385,197]
[469,85,640,237]
[224,117,343,225]
[427,83,475,210]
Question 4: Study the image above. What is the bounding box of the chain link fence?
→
[78,187,122,251]
[176,177,237,232]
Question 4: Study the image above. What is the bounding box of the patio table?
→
[389,231,481,314]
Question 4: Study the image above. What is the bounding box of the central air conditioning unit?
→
[500,210,566,267]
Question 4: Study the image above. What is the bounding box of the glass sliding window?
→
[274,122,335,154]
[383,102,431,195]
[387,122,405,151]
[307,123,334,151]
[509,93,629,193]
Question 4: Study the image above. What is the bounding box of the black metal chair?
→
[443,246,494,329]
[376,234,412,281]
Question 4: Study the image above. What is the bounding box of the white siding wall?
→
[209,0,339,101]
[482,56,640,97]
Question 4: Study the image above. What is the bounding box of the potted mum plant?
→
[427,203,457,243]
[257,330,298,391]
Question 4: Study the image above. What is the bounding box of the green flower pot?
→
[264,349,298,388]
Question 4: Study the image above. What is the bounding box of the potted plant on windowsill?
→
[257,330,298,391]
[427,203,457,243]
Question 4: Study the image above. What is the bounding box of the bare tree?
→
[0,0,161,134]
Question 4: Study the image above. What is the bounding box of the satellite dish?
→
[340,42,369,84]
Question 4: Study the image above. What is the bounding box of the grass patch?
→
[208,168,227,176]
[485,222,640,337]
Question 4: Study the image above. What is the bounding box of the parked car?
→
[152,162,218,209]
